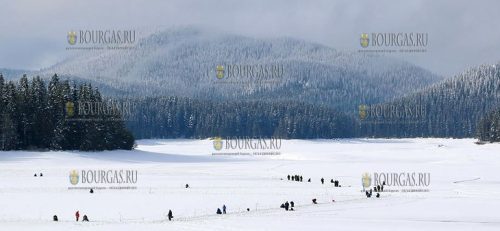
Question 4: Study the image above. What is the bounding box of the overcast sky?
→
[1,0,499,76]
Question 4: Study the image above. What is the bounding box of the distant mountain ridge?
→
[29,27,442,112]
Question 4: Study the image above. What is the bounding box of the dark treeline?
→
[0,74,134,151]
[3,62,499,147]
[476,107,500,143]
[124,97,356,139]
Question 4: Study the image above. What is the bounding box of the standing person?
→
[291,176,295,181]
[299,176,303,182]
[321,178,324,184]
[168,210,173,221]
[290,201,295,208]
[287,175,290,180]
[222,204,227,214]
[75,211,80,222]
[284,201,289,211]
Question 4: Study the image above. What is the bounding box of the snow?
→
[0,138,499,230]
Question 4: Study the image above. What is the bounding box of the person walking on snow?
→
[168,210,173,221]
[222,204,227,214]
[321,178,324,184]
[75,211,80,221]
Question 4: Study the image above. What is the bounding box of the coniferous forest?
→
[1,62,499,151]
[0,74,134,151]
[476,107,500,143]
[124,97,356,139]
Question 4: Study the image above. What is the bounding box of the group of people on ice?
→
[321,177,342,186]
[365,181,386,198]
[287,174,304,182]
[287,175,342,186]
[52,210,89,222]
[216,204,227,214]
[280,201,295,211]
[49,175,361,223]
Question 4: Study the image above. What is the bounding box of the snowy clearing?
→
[0,138,499,231]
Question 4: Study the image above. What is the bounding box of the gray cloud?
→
[1,0,499,76]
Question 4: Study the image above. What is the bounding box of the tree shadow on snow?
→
[74,149,239,164]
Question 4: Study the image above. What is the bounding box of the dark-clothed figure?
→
[222,204,227,214]
[75,211,80,222]
[168,210,173,221]
[321,178,324,184]
[217,208,222,214]
[82,215,89,222]
[53,215,58,221]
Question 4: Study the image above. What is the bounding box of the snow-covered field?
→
[0,138,499,231]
